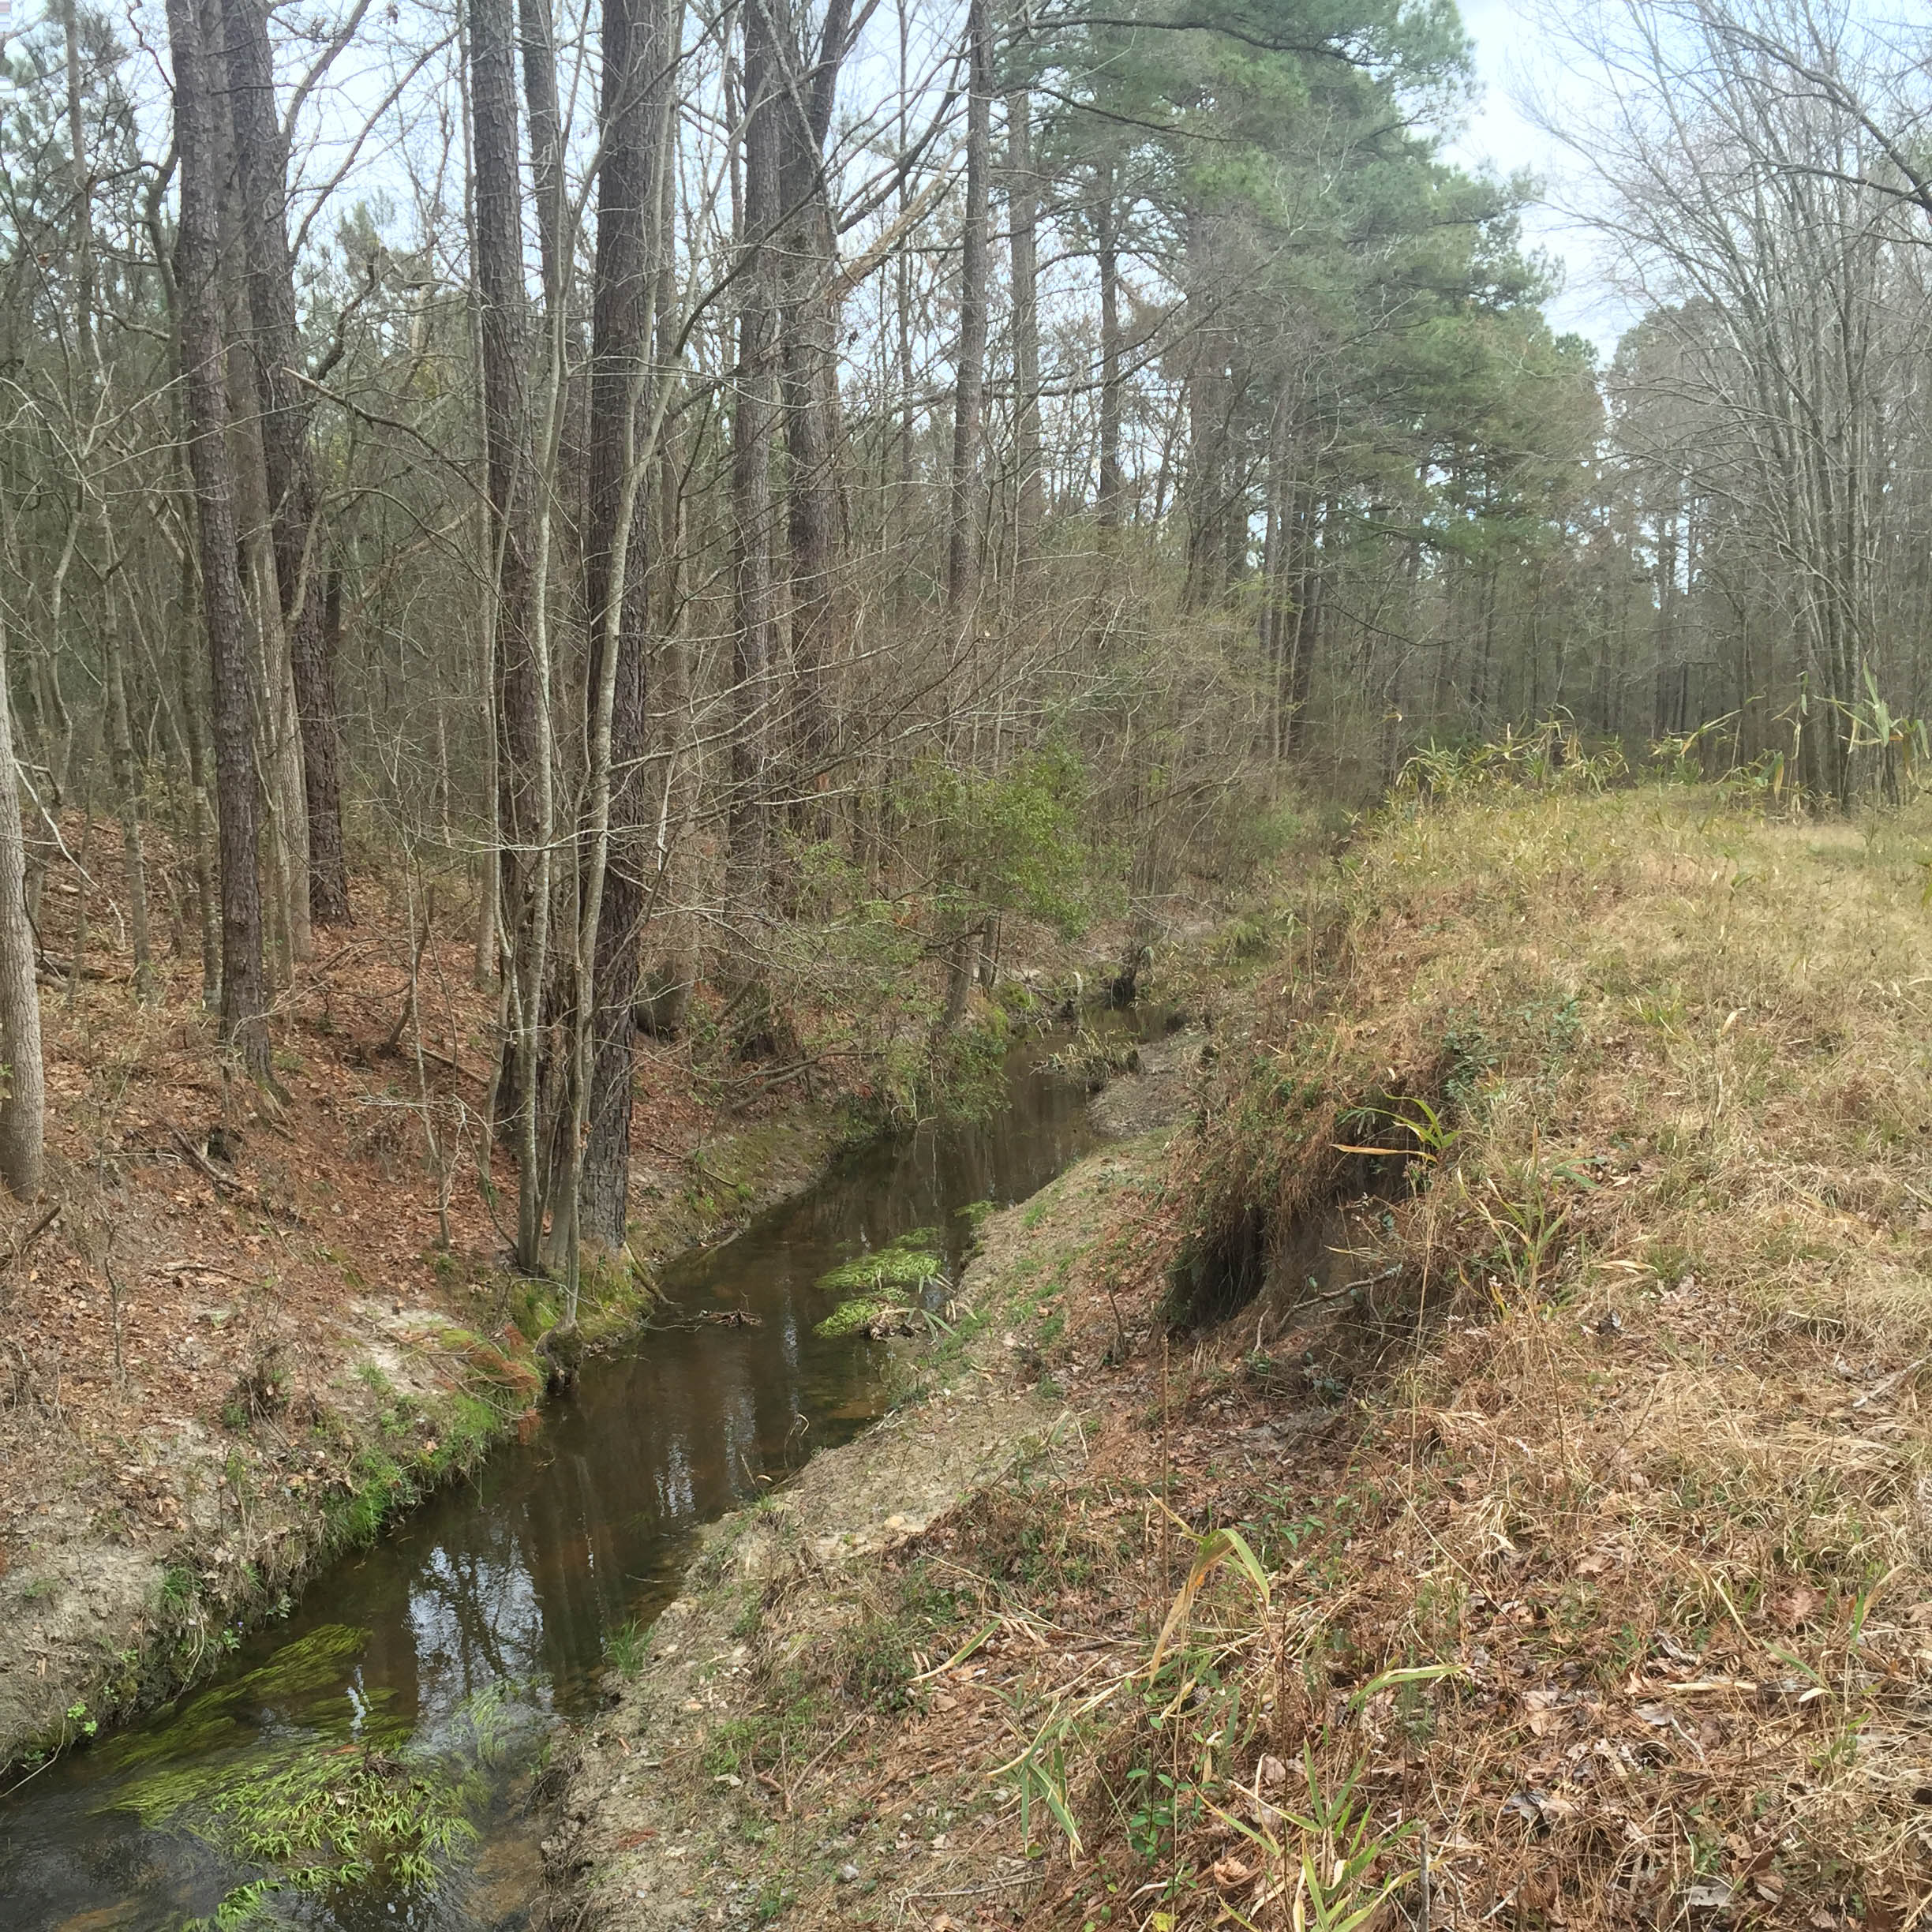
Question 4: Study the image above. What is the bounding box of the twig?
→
[0,1197,62,1271]
[781,1716,861,1814]
[415,1043,490,1084]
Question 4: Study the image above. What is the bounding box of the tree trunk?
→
[577,0,672,1253]
[1005,74,1043,579]
[945,0,992,612]
[61,0,95,375]
[730,8,781,903]
[777,0,852,818]
[0,602,44,1199]
[519,0,590,558]
[1095,166,1123,533]
[177,555,222,1007]
[221,0,350,927]
[170,0,271,1083]
[468,0,545,1264]
[105,621,155,998]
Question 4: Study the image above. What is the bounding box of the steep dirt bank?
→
[0,875,849,1777]
[0,832,1199,1784]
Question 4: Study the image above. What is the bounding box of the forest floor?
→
[0,846,918,1775]
[545,782,1932,1932]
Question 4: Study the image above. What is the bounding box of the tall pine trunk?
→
[468,0,546,1265]
[169,0,271,1084]
[577,0,673,1255]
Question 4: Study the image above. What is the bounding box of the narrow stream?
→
[1,1024,1123,1931]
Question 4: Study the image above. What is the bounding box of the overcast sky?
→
[1447,0,1631,361]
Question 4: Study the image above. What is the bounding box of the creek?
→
[0,1021,1130,1930]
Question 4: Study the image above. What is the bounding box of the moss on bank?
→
[2,1114,844,1780]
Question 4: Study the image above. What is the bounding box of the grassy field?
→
[1118,775,1932,1931]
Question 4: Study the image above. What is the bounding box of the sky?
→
[1447,0,1632,360]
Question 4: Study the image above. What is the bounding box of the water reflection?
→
[0,1028,1115,1930]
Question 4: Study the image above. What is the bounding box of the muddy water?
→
[0,1027,1121,1930]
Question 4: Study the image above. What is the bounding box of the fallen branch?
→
[167,1125,245,1198]
[415,1043,490,1084]
[36,951,128,984]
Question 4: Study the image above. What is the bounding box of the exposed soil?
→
[1085,1024,1205,1139]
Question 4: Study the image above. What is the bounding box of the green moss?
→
[425,1394,500,1478]
[327,1447,410,1548]
[118,1668,526,1930]
[97,1626,373,1796]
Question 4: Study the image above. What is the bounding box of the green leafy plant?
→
[816,1229,945,1296]
[1211,1743,1423,1932]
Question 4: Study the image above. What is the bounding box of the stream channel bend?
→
[1,1023,1131,1930]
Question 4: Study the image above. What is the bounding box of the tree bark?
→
[221,0,350,927]
[105,617,155,998]
[577,0,672,1253]
[468,0,545,1264]
[61,0,95,376]
[945,0,992,612]
[1095,165,1123,533]
[519,0,590,557]
[170,0,271,1083]
[776,0,852,815]
[730,7,781,901]
[1005,74,1043,579]
[0,599,44,1200]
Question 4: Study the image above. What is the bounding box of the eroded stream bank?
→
[0,1020,1144,1931]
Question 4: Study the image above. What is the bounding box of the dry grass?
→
[687,779,1932,1932]
[554,777,1932,1932]
[1042,781,1932,1931]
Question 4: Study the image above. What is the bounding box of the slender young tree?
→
[0,590,44,1199]
[1006,69,1043,578]
[222,0,351,926]
[1095,163,1123,534]
[730,2,781,899]
[945,0,993,610]
[775,0,854,806]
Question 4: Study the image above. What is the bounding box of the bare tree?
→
[945,0,992,610]
[223,0,352,927]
